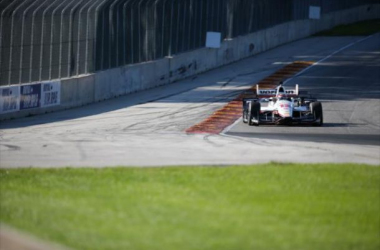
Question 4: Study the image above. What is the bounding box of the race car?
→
[242,84,323,126]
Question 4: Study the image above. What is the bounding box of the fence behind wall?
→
[0,0,377,86]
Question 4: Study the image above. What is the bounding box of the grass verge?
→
[315,19,380,36]
[1,164,379,250]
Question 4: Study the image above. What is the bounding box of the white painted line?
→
[221,117,242,135]
[284,33,378,85]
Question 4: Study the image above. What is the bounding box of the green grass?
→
[1,164,379,250]
[315,19,380,36]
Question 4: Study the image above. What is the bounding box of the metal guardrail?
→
[0,0,376,86]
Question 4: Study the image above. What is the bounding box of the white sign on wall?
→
[0,85,20,114]
[206,32,221,49]
[41,81,61,107]
[309,6,321,19]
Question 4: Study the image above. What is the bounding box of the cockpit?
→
[277,96,292,101]
[276,86,292,101]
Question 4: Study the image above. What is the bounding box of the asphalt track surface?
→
[1,35,379,167]
[226,34,380,147]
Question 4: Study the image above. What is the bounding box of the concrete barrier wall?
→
[1,4,379,120]
[61,75,95,109]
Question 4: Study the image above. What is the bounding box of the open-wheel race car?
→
[242,84,323,126]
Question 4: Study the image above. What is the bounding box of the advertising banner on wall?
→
[41,81,61,107]
[0,85,20,114]
[20,83,41,110]
[0,80,61,115]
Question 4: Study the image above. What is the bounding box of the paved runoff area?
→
[1,34,379,167]
[0,224,70,250]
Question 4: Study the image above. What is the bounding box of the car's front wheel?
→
[248,102,260,126]
[310,102,323,126]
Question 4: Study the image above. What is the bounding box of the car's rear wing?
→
[256,84,299,97]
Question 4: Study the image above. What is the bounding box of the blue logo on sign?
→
[20,84,41,110]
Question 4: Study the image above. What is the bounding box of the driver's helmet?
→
[278,94,292,102]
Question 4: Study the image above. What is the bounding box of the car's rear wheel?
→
[248,102,260,126]
[242,101,248,123]
[310,102,323,126]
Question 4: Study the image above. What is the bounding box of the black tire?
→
[248,102,260,126]
[310,102,323,126]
